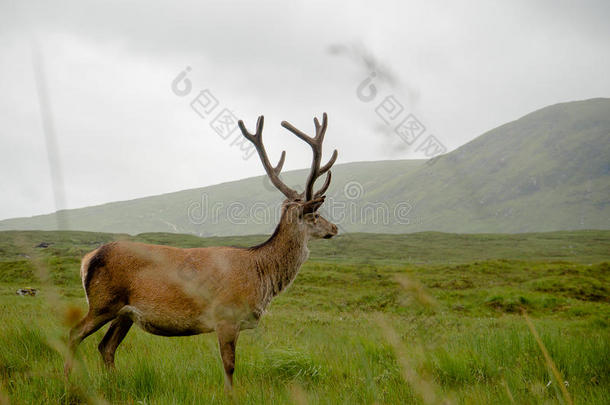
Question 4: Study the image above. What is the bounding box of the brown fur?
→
[65,198,338,388]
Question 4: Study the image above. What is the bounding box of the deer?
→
[64,113,339,389]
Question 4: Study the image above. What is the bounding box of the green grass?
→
[0,230,608,404]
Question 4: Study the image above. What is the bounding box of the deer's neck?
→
[250,218,309,298]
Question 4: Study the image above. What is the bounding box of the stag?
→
[65,113,338,389]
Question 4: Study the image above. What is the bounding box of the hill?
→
[1,98,608,235]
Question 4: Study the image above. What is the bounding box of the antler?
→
[281,113,338,201]
[237,116,299,200]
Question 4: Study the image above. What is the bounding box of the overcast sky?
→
[1,0,609,220]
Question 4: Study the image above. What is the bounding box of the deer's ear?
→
[302,196,325,215]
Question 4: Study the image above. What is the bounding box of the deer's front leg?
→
[217,322,240,390]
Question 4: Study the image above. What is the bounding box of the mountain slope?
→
[380,97,610,232]
[1,98,608,235]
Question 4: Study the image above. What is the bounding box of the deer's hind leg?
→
[64,310,116,376]
[98,316,133,368]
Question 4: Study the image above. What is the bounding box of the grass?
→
[0,230,608,404]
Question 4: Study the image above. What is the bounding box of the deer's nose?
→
[323,224,338,239]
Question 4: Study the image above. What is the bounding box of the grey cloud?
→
[0,0,609,219]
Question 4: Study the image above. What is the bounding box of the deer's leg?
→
[217,323,240,390]
[98,316,133,368]
[64,311,115,376]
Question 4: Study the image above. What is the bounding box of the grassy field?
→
[0,230,608,404]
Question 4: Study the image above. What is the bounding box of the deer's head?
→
[238,114,338,240]
[281,196,338,239]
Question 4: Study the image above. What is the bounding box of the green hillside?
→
[1,229,609,271]
[1,98,608,236]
